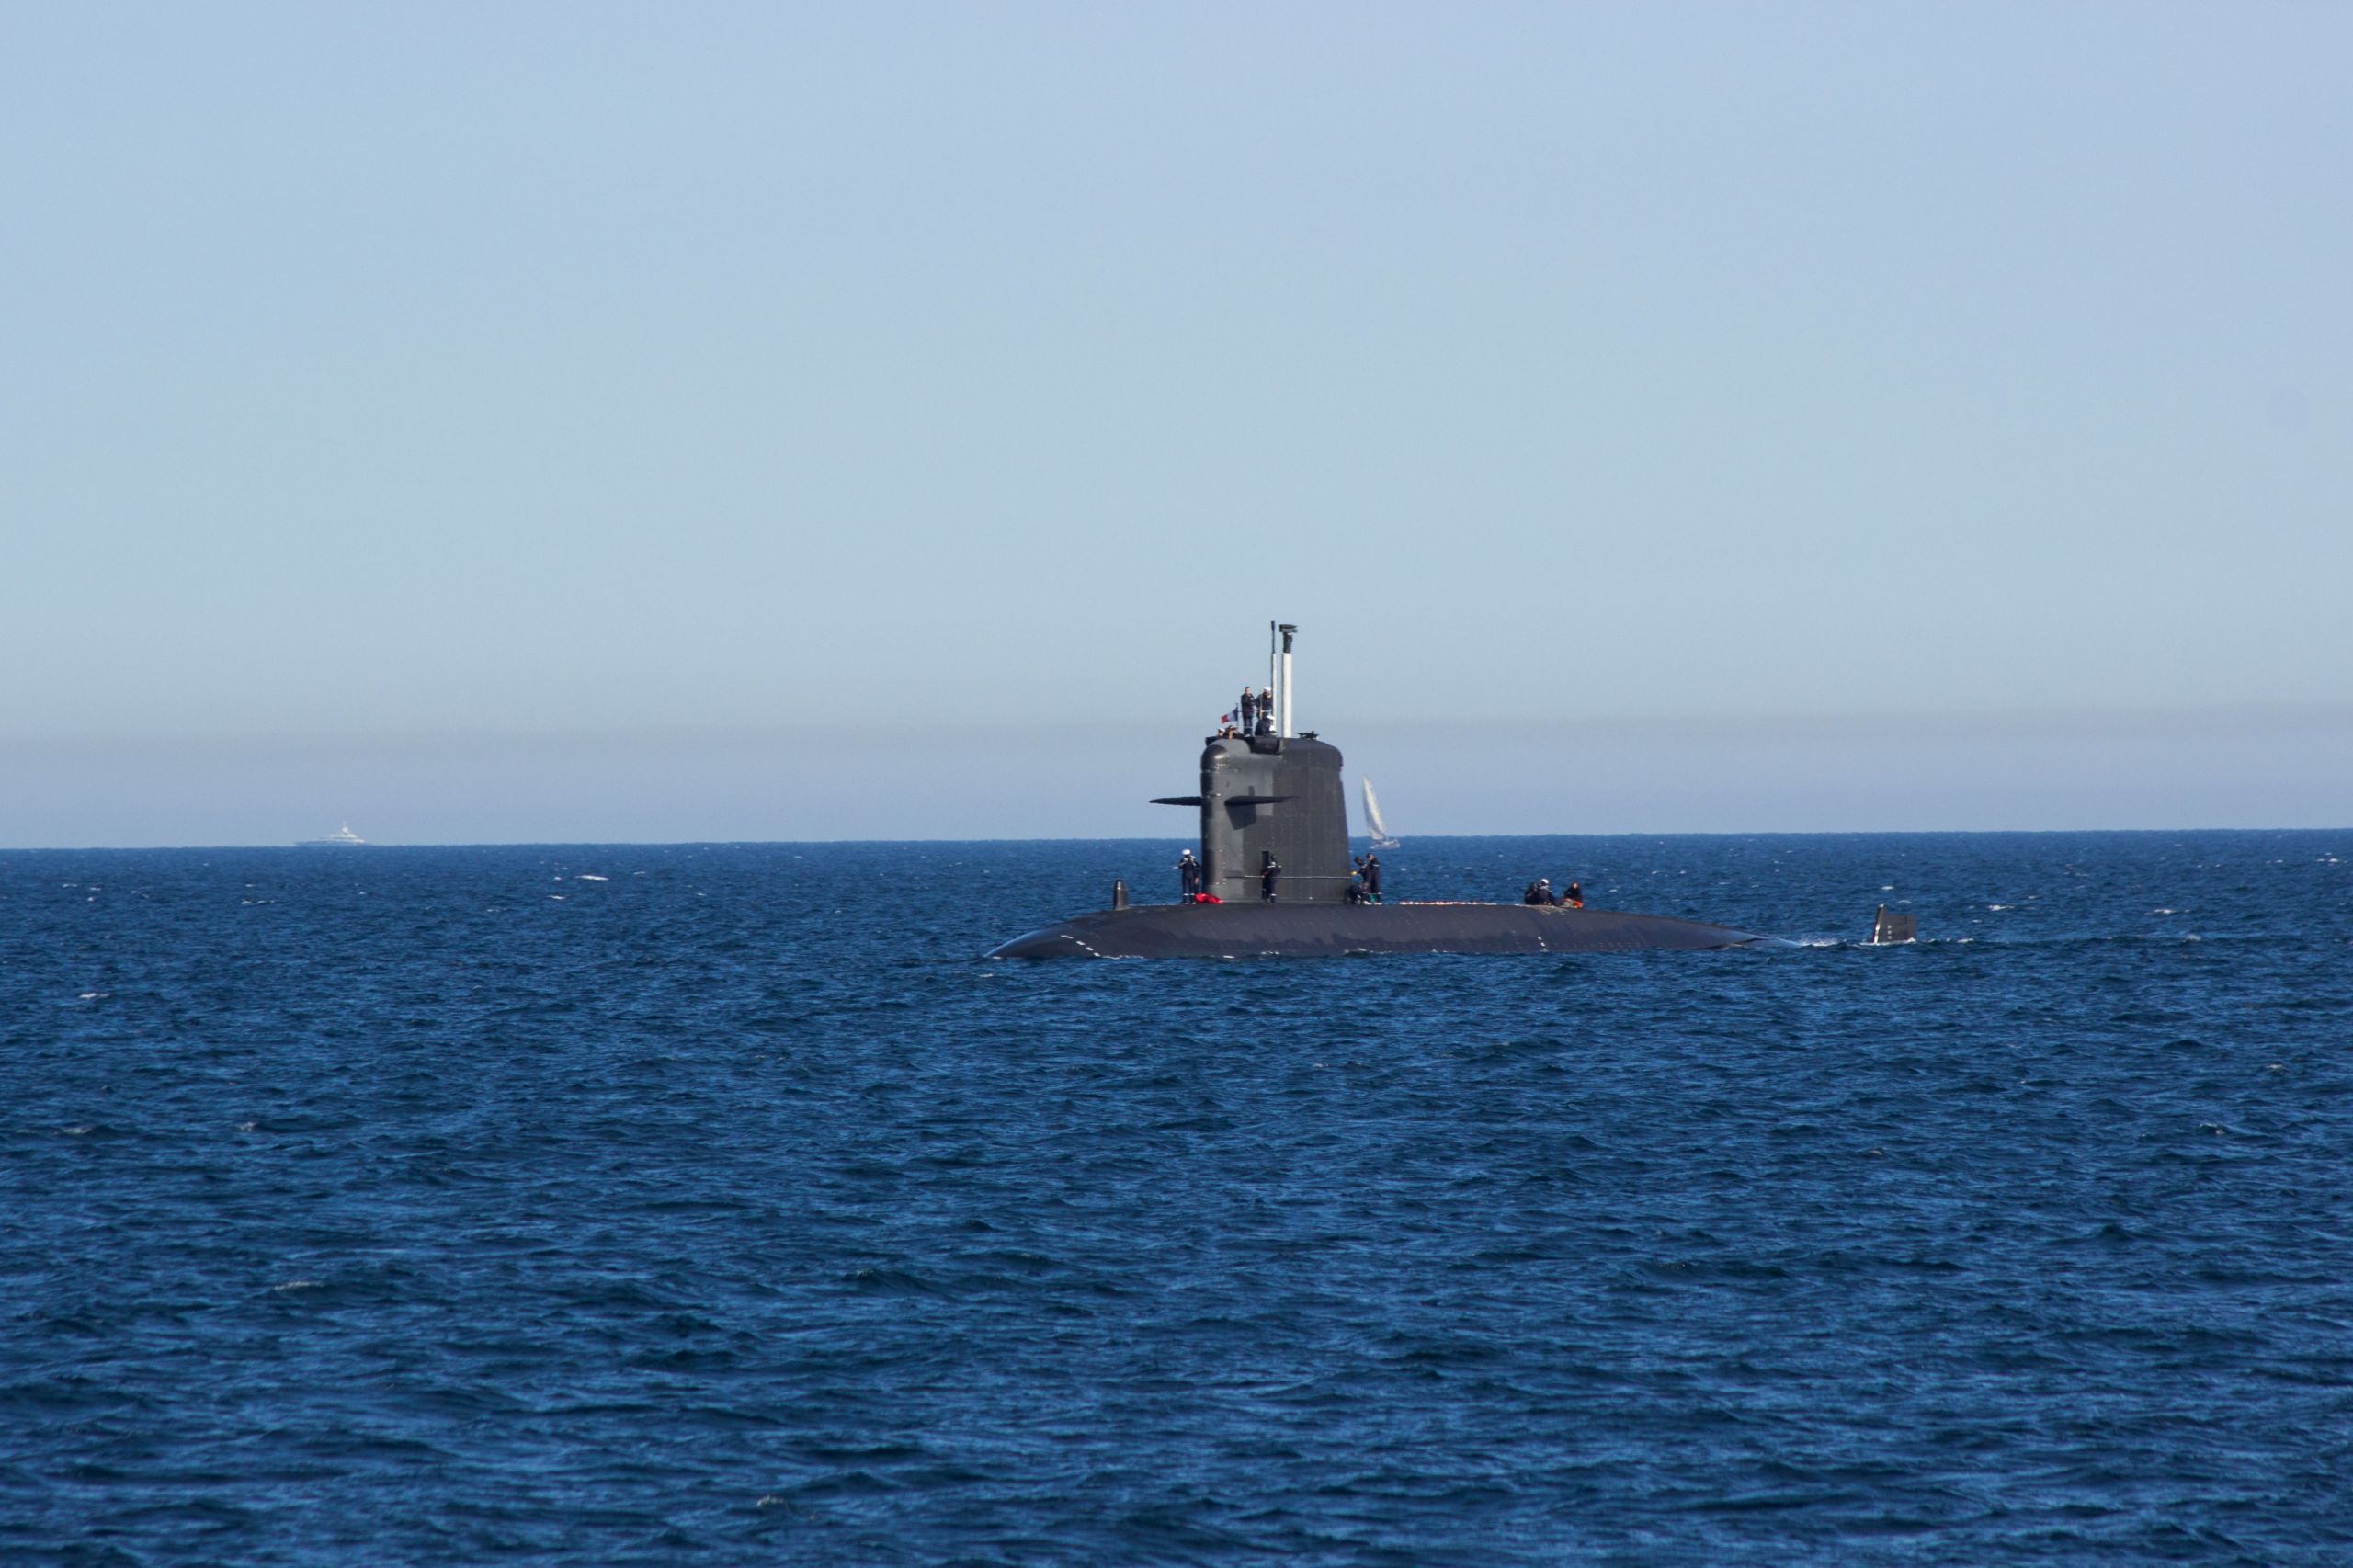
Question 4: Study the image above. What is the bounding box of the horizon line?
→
[6,824,2349,854]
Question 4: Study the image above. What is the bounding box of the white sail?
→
[1361,779,1399,847]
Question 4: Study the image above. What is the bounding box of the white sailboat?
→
[1360,778,1400,848]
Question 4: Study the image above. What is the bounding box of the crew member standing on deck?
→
[1362,853,1381,905]
[1177,849,1201,900]
[1261,851,1281,903]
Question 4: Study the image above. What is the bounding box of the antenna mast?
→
[1277,622,1296,736]
[1267,621,1278,728]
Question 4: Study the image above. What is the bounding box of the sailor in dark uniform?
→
[1256,688,1274,735]
[1362,853,1381,904]
[1524,878,1552,905]
[1177,849,1201,899]
[1238,687,1257,734]
[1565,881,1584,910]
[1261,851,1281,903]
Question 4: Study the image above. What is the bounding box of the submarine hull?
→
[989,903,1779,959]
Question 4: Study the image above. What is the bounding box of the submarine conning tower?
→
[1199,731,1352,903]
[1156,622,1355,904]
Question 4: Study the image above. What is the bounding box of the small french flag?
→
[1220,711,1236,725]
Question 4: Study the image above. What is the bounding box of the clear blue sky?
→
[4,3,2347,845]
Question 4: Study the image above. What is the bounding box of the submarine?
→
[989,624,1783,959]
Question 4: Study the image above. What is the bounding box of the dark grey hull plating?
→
[989,903,1781,959]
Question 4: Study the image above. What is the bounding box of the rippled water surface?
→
[6,832,2351,1564]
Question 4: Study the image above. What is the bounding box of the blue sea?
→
[6,832,2351,1565]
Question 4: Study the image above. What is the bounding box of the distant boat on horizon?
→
[1360,778,1400,849]
[297,823,367,847]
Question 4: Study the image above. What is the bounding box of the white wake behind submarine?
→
[990,625,1787,960]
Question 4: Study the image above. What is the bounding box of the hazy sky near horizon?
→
[4,3,2348,844]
